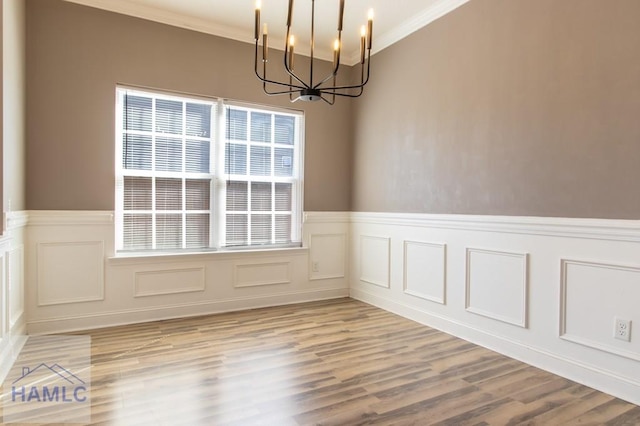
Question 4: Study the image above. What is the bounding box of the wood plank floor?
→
[5,298,640,425]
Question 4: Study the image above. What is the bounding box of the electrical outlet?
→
[312,261,319,273]
[614,317,632,342]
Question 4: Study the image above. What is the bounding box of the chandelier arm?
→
[283,25,308,88]
[316,51,371,92]
[312,34,342,90]
[283,51,307,88]
[255,41,306,90]
[262,86,305,96]
[318,88,364,98]
[320,94,336,105]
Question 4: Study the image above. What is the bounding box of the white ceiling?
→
[64,0,470,65]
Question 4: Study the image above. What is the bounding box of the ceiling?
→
[64,0,470,65]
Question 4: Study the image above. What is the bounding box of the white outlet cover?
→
[614,317,632,342]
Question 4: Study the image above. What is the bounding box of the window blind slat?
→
[155,178,182,211]
[124,177,152,210]
[250,146,271,176]
[274,115,295,145]
[156,99,183,134]
[226,181,248,211]
[156,137,183,172]
[122,134,152,170]
[186,140,210,173]
[156,214,182,249]
[186,179,210,210]
[250,112,271,143]
[124,95,152,132]
[186,103,211,137]
[251,182,272,212]
[250,214,272,244]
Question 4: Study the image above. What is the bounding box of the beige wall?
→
[26,0,352,211]
[352,0,640,219]
[3,0,26,213]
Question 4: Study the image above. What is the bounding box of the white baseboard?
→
[28,288,349,334]
[351,288,640,406]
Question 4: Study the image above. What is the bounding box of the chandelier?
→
[254,0,373,104]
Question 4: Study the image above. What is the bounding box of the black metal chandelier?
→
[254,0,373,105]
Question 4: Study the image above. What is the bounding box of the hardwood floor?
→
[5,298,640,425]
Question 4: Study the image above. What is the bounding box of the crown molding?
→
[345,0,470,64]
[65,0,470,66]
[63,0,250,45]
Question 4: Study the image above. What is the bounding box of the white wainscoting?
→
[0,212,28,383]
[233,259,291,288]
[560,259,640,362]
[465,248,528,328]
[37,241,105,306]
[403,240,446,304]
[350,212,640,405]
[8,245,25,327]
[135,266,206,297]
[308,233,346,281]
[25,211,349,334]
[360,235,391,288]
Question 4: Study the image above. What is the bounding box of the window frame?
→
[115,86,304,253]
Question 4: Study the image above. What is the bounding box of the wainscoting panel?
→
[309,233,346,281]
[465,248,528,327]
[8,246,25,328]
[26,211,349,335]
[403,241,446,304]
[350,212,640,406]
[134,266,205,297]
[360,235,391,288]
[560,259,640,361]
[0,213,28,384]
[0,251,5,338]
[233,260,291,288]
[36,241,105,306]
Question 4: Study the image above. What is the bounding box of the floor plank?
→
[3,298,639,425]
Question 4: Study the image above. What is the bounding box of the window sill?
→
[108,246,309,266]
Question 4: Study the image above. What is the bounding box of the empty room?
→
[1,0,639,424]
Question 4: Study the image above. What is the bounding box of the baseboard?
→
[0,335,28,385]
[27,288,349,334]
[350,287,640,406]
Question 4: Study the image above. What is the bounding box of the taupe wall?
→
[352,0,640,219]
[3,0,27,213]
[26,0,352,211]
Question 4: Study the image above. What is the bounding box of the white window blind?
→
[115,87,303,252]
[223,105,301,247]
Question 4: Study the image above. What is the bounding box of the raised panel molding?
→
[309,233,346,281]
[403,241,446,304]
[134,267,206,297]
[360,235,391,288]
[233,260,291,288]
[0,253,6,337]
[8,246,25,327]
[560,259,640,362]
[465,248,529,328]
[37,241,105,306]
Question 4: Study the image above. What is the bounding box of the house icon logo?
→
[11,363,88,403]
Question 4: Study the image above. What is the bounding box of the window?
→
[115,87,303,252]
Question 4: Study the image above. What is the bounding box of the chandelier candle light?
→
[254,0,373,104]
